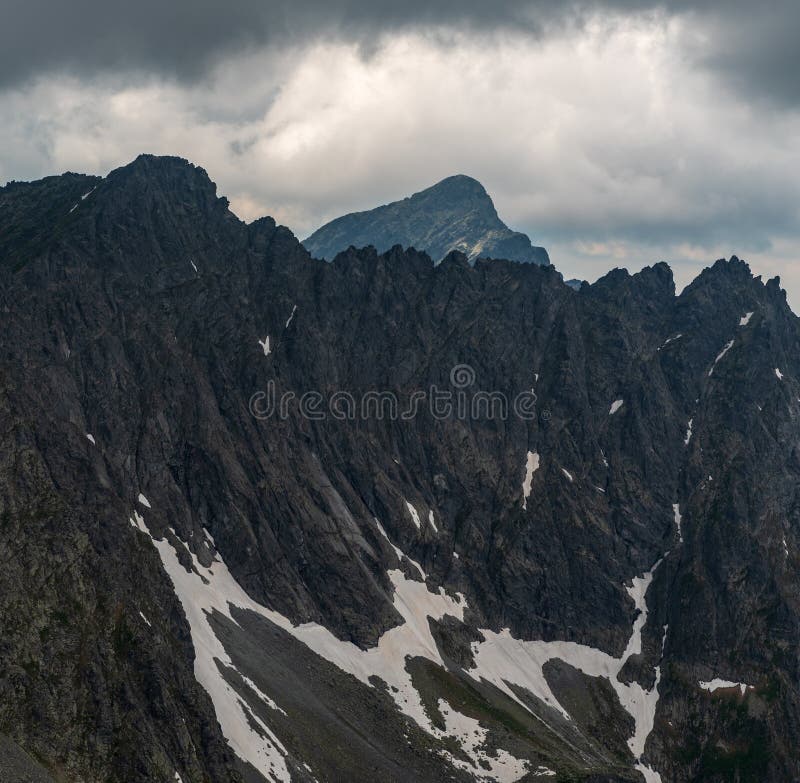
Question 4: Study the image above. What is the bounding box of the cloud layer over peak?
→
[3,2,800,307]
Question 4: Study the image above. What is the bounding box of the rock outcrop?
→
[1,154,799,782]
[302,173,550,265]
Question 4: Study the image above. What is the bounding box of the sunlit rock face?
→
[303,173,550,266]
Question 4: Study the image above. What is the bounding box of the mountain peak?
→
[107,153,217,193]
[424,173,489,197]
[100,154,233,227]
[303,175,549,265]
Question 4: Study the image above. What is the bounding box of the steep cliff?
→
[1,155,799,782]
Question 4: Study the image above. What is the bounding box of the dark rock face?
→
[1,154,800,782]
[0,736,57,783]
[302,173,550,265]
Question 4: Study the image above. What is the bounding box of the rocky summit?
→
[302,173,550,265]
[2,154,800,783]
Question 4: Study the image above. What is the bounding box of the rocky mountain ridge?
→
[302,174,550,266]
[1,154,800,782]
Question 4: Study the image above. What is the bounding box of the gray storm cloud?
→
[2,1,800,109]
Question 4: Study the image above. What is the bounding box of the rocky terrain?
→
[1,154,800,782]
[302,174,550,265]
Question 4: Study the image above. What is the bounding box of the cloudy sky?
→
[3,1,800,306]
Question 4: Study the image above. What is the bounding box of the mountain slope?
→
[1,155,800,782]
[302,174,550,265]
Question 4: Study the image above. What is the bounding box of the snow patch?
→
[561,468,573,482]
[708,340,734,376]
[469,559,666,772]
[609,399,624,415]
[235,667,288,716]
[684,418,693,446]
[775,367,784,380]
[673,503,683,543]
[138,513,669,781]
[427,509,438,533]
[636,762,663,783]
[137,493,151,509]
[521,451,540,510]
[134,516,482,775]
[435,699,529,782]
[405,501,422,530]
[699,679,752,696]
[285,305,297,328]
[139,526,291,781]
[129,511,148,534]
[659,334,682,349]
[85,433,95,445]
[139,611,152,627]
[190,258,198,273]
[739,312,754,326]
[374,518,425,579]
[374,518,407,564]
[258,337,271,356]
